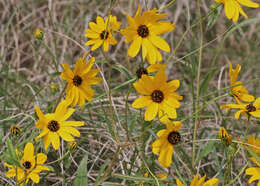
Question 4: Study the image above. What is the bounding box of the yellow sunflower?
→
[218,127,232,146]
[35,99,84,150]
[136,64,167,79]
[5,142,49,185]
[215,0,259,22]
[60,56,102,107]
[120,5,174,64]
[245,157,260,186]
[85,15,121,51]
[176,174,219,186]
[132,70,182,123]
[220,97,260,119]
[152,121,181,168]
[228,62,254,103]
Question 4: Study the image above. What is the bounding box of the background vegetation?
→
[0,0,259,185]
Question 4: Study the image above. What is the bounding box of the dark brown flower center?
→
[136,67,148,79]
[137,25,149,38]
[151,90,164,103]
[47,120,60,132]
[23,161,32,169]
[246,104,256,112]
[167,131,181,145]
[73,75,83,86]
[100,30,109,40]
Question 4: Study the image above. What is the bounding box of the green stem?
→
[46,151,70,165]
[158,0,177,13]
[95,146,121,185]
[52,84,67,112]
[165,4,221,64]
[192,0,203,170]
[41,41,59,73]
[101,49,119,142]
[226,162,248,186]
[181,93,229,122]
[125,86,132,141]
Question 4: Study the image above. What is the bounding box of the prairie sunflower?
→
[216,0,259,22]
[132,70,182,123]
[5,142,49,185]
[152,121,182,168]
[136,64,167,79]
[220,97,260,119]
[245,157,260,186]
[219,127,232,146]
[85,15,121,51]
[228,62,254,103]
[35,99,84,150]
[120,5,174,64]
[60,56,102,107]
[176,174,219,186]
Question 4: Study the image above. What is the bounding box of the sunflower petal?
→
[50,133,60,150]
[36,153,47,164]
[132,96,152,108]
[23,142,34,161]
[58,130,75,141]
[145,102,158,121]
[128,36,142,57]
[158,143,173,168]
[28,172,40,183]
[225,0,236,19]
[150,35,170,52]
[237,0,259,8]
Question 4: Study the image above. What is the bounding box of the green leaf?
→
[206,4,222,31]
[196,140,215,164]
[199,67,218,95]
[112,65,133,80]
[94,161,109,185]
[6,137,16,160]
[73,155,88,186]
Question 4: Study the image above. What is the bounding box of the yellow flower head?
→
[5,142,49,185]
[229,62,254,103]
[247,136,260,156]
[136,64,167,79]
[176,174,219,186]
[120,5,174,64]
[215,0,259,22]
[220,97,260,119]
[152,121,181,168]
[85,15,121,51]
[60,56,102,107]
[245,157,260,185]
[35,99,84,150]
[218,127,232,146]
[132,70,182,123]
[34,28,44,40]
[10,125,21,136]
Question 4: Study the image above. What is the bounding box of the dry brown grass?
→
[0,0,260,185]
